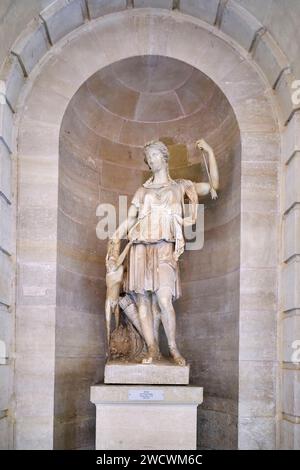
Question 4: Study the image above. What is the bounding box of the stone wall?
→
[192,130,241,449]
[280,110,300,449]
[0,0,300,82]
[54,114,106,450]
[0,5,287,449]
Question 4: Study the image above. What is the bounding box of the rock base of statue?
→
[104,359,190,384]
[90,384,203,450]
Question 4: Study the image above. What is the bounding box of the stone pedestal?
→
[91,385,203,450]
[104,360,190,384]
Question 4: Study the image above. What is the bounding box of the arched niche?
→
[15,9,280,450]
[58,55,241,449]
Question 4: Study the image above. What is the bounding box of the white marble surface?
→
[91,384,203,450]
[104,360,190,385]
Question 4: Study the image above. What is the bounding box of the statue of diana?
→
[105,139,219,365]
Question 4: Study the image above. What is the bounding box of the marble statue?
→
[105,139,219,366]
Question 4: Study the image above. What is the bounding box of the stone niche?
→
[57,55,241,449]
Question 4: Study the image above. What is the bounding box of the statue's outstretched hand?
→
[210,188,218,200]
[196,139,212,153]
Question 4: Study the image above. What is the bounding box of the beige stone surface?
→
[282,257,300,312]
[14,352,55,448]
[54,416,95,450]
[96,403,197,450]
[198,408,238,450]
[220,1,262,52]
[91,384,203,449]
[18,119,60,160]
[284,205,300,262]
[9,7,280,451]
[282,111,300,164]
[18,261,57,306]
[55,308,104,357]
[16,306,55,356]
[56,49,241,448]
[0,0,293,453]
[91,384,203,404]
[240,268,277,312]
[239,311,276,361]
[180,0,219,25]
[276,69,299,125]
[285,153,300,213]
[40,0,85,45]
[0,308,12,362]
[87,0,126,19]
[0,365,11,411]
[241,161,278,213]
[0,101,13,152]
[282,368,300,417]
[55,357,103,418]
[0,251,12,306]
[23,86,69,127]
[239,361,276,417]
[234,96,277,134]
[241,132,280,163]
[282,313,300,363]
[0,417,11,450]
[104,361,190,385]
[238,416,276,450]
[0,198,12,254]
[135,0,172,9]
[0,0,299,90]
[0,141,11,201]
[18,206,57,244]
[221,59,266,104]
[15,415,54,450]
[241,212,278,268]
[280,419,300,450]
[252,30,289,89]
[0,55,25,112]
[11,18,50,76]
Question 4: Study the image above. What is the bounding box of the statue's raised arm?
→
[194,139,219,200]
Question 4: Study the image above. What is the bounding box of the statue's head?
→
[143,140,169,173]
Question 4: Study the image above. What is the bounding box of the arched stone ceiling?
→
[1,0,300,80]
[61,55,239,197]
[86,55,221,123]
[1,1,298,126]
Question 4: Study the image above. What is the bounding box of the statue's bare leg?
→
[105,298,112,355]
[114,304,120,329]
[155,287,186,366]
[136,292,160,363]
[152,294,162,347]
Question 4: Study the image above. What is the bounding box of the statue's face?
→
[145,147,166,173]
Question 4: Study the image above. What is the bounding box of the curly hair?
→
[143,140,169,166]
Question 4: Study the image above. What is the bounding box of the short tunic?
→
[124,178,198,300]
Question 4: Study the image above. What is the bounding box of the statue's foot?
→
[170,347,186,366]
[142,355,154,364]
[142,345,161,364]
